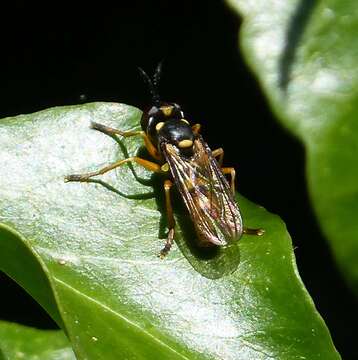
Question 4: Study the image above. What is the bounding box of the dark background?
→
[0,1,356,359]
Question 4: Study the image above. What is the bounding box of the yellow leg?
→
[160,180,175,259]
[65,156,161,182]
[91,122,160,161]
[219,161,265,237]
[192,123,201,135]
[221,167,236,195]
[212,147,224,166]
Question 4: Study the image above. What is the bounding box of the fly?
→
[65,63,264,258]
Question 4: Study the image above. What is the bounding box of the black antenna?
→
[153,61,163,89]
[138,62,163,106]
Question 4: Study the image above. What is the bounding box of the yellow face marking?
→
[181,119,189,125]
[155,122,165,131]
[161,163,170,172]
[161,106,173,116]
[178,139,193,148]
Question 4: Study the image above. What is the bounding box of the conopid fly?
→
[65,64,264,258]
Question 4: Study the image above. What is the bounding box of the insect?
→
[65,63,264,258]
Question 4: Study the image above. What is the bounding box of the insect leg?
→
[91,121,142,137]
[160,179,176,259]
[141,135,161,161]
[192,123,201,135]
[212,148,224,166]
[91,122,160,161]
[221,167,236,195]
[65,157,161,182]
[243,228,265,236]
[220,164,265,236]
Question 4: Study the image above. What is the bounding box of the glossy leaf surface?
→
[0,320,75,360]
[227,0,358,293]
[0,103,339,359]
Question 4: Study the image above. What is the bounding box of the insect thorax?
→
[141,103,195,157]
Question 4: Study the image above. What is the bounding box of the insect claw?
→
[159,228,174,259]
[159,244,170,259]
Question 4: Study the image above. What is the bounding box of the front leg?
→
[91,121,140,137]
[91,121,160,161]
[65,156,162,183]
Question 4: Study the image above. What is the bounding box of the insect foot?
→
[64,174,87,183]
[159,228,175,259]
[243,227,265,236]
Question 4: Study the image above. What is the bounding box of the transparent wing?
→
[162,137,243,246]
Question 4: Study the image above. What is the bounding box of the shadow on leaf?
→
[279,0,317,91]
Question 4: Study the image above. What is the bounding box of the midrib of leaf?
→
[53,277,192,360]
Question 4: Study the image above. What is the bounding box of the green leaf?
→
[226,0,358,293]
[0,320,75,360]
[0,103,339,359]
